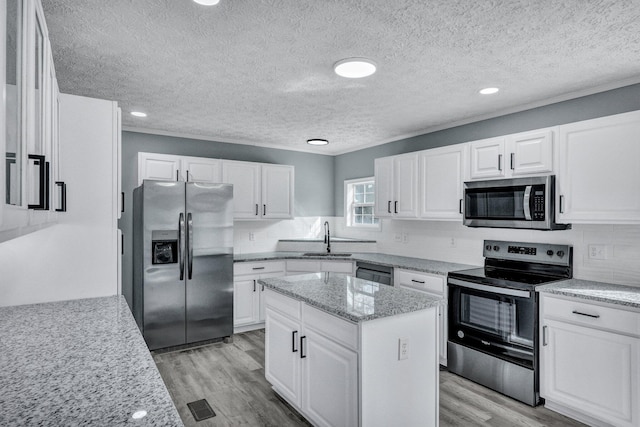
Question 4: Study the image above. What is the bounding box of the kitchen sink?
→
[302,252,352,257]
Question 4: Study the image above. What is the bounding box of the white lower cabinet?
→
[540,294,640,427]
[233,261,285,331]
[265,290,358,427]
[395,269,447,366]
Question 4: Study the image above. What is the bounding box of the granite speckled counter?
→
[537,279,640,309]
[0,296,183,426]
[235,251,476,276]
[258,272,441,323]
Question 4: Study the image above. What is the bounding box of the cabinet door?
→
[138,152,181,185]
[302,329,358,427]
[265,307,302,407]
[393,154,419,218]
[557,111,640,223]
[233,278,259,326]
[419,145,465,220]
[257,271,285,322]
[262,164,294,219]
[182,157,221,183]
[508,129,554,176]
[221,160,261,219]
[469,137,506,179]
[541,319,638,427]
[374,157,394,217]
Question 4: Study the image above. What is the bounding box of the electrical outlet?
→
[398,337,409,360]
[249,232,255,241]
[588,244,607,260]
[449,237,456,248]
[394,233,402,242]
[402,233,408,243]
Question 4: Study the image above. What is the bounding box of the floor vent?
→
[187,399,216,422]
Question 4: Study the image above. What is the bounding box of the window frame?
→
[344,177,380,230]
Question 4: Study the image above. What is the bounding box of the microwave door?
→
[523,186,532,220]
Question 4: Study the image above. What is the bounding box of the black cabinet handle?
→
[459,199,463,214]
[176,170,179,181]
[510,153,515,170]
[121,233,124,255]
[263,204,266,216]
[387,201,391,213]
[255,203,259,216]
[411,279,425,284]
[292,331,298,353]
[559,195,565,213]
[252,266,265,270]
[300,335,307,358]
[27,155,47,210]
[394,201,398,213]
[253,279,256,292]
[55,181,67,212]
[572,310,600,319]
[498,154,503,171]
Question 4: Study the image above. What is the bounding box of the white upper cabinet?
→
[469,129,555,179]
[557,110,640,224]
[137,153,221,184]
[221,160,294,220]
[374,153,419,218]
[419,144,467,220]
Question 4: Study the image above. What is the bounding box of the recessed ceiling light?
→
[131,410,147,420]
[307,139,329,146]
[334,58,376,78]
[479,87,500,95]
[130,111,147,117]
[193,0,220,5]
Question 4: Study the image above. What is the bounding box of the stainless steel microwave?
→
[463,175,570,230]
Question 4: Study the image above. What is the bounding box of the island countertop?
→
[258,272,442,323]
[0,295,183,426]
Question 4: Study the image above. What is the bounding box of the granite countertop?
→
[538,279,640,309]
[259,272,442,323]
[278,237,376,243]
[0,296,183,426]
[235,251,476,276]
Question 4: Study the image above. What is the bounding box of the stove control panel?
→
[483,240,572,266]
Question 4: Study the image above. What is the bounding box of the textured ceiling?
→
[41,0,640,155]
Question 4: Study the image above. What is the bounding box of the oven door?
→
[448,278,537,368]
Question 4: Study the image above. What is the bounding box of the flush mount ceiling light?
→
[307,139,329,146]
[333,58,377,78]
[193,0,220,5]
[130,111,147,117]
[479,87,500,95]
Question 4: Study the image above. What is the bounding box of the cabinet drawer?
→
[303,304,359,351]
[321,261,353,273]
[542,295,640,337]
[396,270,445,295]
[264,289,301,320]
[286,260,320,273]
[234,260,286,276]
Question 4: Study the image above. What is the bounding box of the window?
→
[345,177,380,228]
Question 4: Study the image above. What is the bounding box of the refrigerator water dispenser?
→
[151,230,178,264]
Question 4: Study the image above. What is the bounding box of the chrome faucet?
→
[324,221,331,253]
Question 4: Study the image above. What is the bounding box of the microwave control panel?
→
[532,189,545,220]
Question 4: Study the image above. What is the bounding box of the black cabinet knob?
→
[556,250,565,258]
[547,250,554,256]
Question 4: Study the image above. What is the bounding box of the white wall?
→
[335,218,640,287]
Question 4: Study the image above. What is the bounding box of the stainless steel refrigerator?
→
[133,180,233,350]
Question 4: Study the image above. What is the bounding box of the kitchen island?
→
[259,273,441,427]
[0,296,183,426]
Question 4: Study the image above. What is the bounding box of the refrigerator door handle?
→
[187,212,194,280]
[179,213,185,280]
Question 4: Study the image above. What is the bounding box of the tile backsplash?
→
[234,216,640,287]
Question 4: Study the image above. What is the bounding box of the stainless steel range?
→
[447,240,572,406]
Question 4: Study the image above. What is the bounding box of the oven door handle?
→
[523,185,532,220]
[448,278,531,298]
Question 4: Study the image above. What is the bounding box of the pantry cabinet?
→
[469,128,554,179]
[556,110,640,224]
[419,144,466,220]
[540,294,640,427]
[374,153,419,218]
[221,160,294,220]
[233,261,285,332]
[137,153,221,184]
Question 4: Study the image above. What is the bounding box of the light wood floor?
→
[153,329,585,427]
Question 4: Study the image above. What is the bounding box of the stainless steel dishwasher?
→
[355,262,393,286]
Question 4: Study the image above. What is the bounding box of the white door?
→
[233,279,258,326]
[557,111,640,223]
[508,129,554,176]
[221,160,261,219]
[183,157,221,183]
[374,157,394,217]
[419,145,465,220]
[302,329,358,427]
[393,154,419,218]
[262,164,294,219]
[469,137,506,179]
[265,308,302,407]
[138,153,181,185]
[541,319,638,427]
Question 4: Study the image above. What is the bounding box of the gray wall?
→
[119,132,334,306]
[334,83,640,214]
